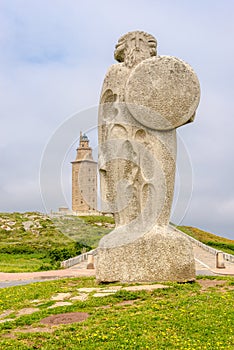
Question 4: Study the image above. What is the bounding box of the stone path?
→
[0,283,170,324]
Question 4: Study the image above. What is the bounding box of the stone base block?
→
[95,227,195,283]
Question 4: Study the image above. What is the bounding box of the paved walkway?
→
[0,266,95,283]
[193,243,234,275]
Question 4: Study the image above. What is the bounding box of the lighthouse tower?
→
[71,132,97,213]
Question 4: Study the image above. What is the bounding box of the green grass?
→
[0,276,233,349]
[0,253,53,273]
[177,226,234,255]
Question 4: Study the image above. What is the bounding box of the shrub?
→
[206,241,234,254]
[48,242,91,262]
[0,245,37,255]
[37,262,60,271]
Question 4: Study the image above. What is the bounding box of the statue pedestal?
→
[95,226,195,283]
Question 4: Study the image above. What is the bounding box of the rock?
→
[0,318,14,323]
[93,292,116,297]
[48,302,72,309]
[17,308,40,316]
[0,310,14,319]
[123,284,169,291]
[23,221,34,231]
[77,288,99,293]
[51,293,71,301]
[70,294,88,301]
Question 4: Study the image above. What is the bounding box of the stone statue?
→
[96,31,200,283]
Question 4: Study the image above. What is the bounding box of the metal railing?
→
[60,249,97,268]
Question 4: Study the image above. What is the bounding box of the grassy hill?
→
[177,226,234,255]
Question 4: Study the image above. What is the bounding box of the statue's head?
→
[114,31,157,67]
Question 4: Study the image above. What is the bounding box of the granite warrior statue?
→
[96,31,200,283]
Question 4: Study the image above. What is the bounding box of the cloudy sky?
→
[0,0,233,239]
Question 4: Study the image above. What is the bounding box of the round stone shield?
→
[125,56,200,130]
